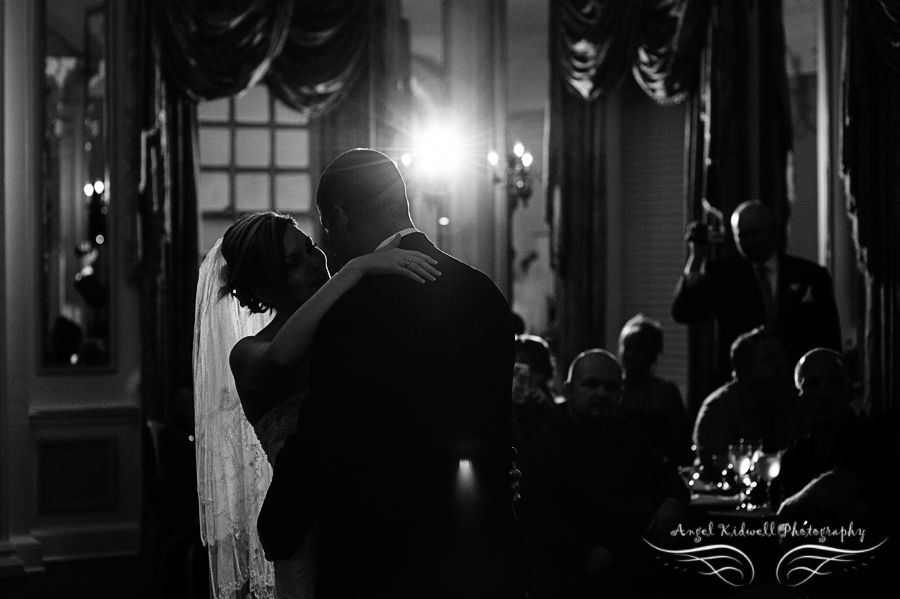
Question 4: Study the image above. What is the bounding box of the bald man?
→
[259,149,520,598]
[518,350,688,598]
[777,349,875,520]
[775,352,895,599]
[672,200,842,386]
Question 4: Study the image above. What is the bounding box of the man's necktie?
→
[754,263,777,328]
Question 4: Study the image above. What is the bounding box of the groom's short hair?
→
[316,149,409,221]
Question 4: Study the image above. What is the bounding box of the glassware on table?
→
[727,439,761,509]
[750,451,782,512]
[705,453,733,493]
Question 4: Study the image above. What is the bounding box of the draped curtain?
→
[843,0,900,415]
[137,0,378,424]
[155,0,369,115]
[137,1,200,425]
[548,0,705,371]
[548,0,794,406]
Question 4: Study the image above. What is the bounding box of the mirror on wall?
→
[42,1,111,370]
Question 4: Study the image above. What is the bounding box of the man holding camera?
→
[672,200,842,387]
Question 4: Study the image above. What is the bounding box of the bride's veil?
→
[193,238,276,598]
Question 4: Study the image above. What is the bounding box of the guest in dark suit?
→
[693,327,808,469]
[672,200,841,385]
[258,149,520,598]
[776,349,895,598]
[778,349,880,521]
[518,349,688,599]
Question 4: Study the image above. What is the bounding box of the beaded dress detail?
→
[253,393,318,599]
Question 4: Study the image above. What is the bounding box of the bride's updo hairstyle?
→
[220,211,297,314]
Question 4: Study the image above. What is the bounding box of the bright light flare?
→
[84,183,94,196]
[522,152,533,168]
[513,141,525,158]
[400,153,412,167]
[487,151,499,166]
[93,180,105,195]
[413,125,463,176]
[438,216,450,226]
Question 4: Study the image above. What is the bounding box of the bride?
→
[193,211,439,598]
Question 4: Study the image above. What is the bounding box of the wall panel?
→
[29,406,141,561]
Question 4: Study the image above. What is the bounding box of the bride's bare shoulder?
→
[229,334,267,376]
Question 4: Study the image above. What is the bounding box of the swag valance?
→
[156,0,368,116]
[555,0,707,105]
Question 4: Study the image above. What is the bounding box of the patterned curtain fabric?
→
[553,0,705,104]
[266,0,369,118]
[554,0,641,101]
[156,0,294,101]
[155,0,369,116]
[701,0,792,243]
[548,0,699,370]
[546,63,608,372]
[634,0,707,104]
[843,0,900,414]
[137,25,201,424]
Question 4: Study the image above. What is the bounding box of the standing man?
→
[259,149,520,598]
[672,200,841,386]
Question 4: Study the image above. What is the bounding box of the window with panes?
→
[197,86,319,257]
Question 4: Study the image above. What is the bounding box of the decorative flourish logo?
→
[775,539,887,587]
[644,521,888,588]
[643,540,755,587]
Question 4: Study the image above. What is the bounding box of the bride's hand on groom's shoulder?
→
[349,234,441,284]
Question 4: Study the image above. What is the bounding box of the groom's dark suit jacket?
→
[259,232,520,598]
[672,252,841,384]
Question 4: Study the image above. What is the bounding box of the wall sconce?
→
[490,141,535,296]
[490,141,534,212]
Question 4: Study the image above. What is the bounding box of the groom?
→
[259,149,520,597]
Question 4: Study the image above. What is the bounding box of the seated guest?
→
[512,335,558,447]
[777,349,879,521]
[515,334,559,402]
[693,327,807,469]
[775,349,897,598]
[518,349,688,598]
[617,314,691,465]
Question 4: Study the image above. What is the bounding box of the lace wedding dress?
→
[253,394,318,598]
[194,239,317,599]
